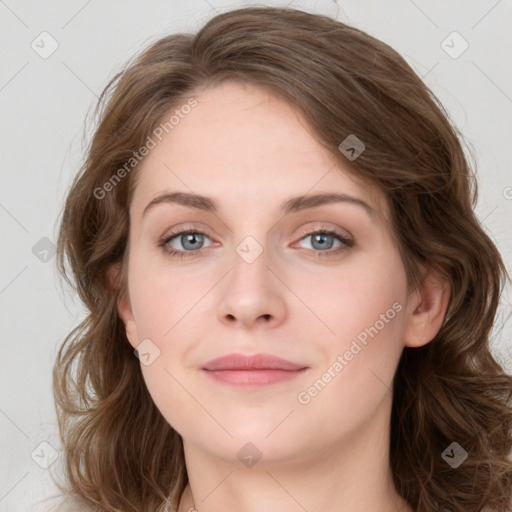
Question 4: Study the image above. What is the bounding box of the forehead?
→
[130,80,387,220]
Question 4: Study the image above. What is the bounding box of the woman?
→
[48,6,512,512]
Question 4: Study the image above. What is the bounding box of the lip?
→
[202,353,307,371]
[201,353,309,387]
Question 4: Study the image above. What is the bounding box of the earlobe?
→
[108,263,139,350]
[117,291,139,350]
[403,269,451,348]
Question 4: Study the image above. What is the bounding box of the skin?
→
[116,80,450,512]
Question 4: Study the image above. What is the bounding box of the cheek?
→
[128,255,208,343]
[128,263,206,433]
[292,247,408,347]
[295,249,408,403]
[293,270,407,440]
[127,261,216,433]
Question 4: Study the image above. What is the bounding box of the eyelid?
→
[157,222,353,257]
[159,221,350,240]
[158,224,217,250]
[294,223,352,243]
[291,225,353,252]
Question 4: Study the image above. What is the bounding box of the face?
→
[117,80,426,466]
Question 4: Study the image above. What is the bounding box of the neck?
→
[176,396,413,512]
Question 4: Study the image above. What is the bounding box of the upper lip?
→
[202,353,307,371]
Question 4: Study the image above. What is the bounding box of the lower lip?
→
[202,368,308,387]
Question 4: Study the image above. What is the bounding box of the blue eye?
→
[158,227,353,258]
[296,229,349,252]
[159,229,213,258]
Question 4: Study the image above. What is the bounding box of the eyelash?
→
[157,226,353,259]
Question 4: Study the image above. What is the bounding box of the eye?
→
[158,229,214,258]
[294,227,353,257]
[157,225,353,258]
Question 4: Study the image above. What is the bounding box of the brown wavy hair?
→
[53,6,512,512]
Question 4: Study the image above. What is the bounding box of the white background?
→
[1,0,511,510]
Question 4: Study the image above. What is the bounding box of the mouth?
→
[202,368,309,386]
[201,353,309,387]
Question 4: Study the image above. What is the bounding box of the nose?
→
[216,240,288,330]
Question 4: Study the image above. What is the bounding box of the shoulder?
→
[30,494,94,512]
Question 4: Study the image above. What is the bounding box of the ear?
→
[403,267,451,348]
[108,264,138,350]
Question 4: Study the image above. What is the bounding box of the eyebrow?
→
[142,191,375,219]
